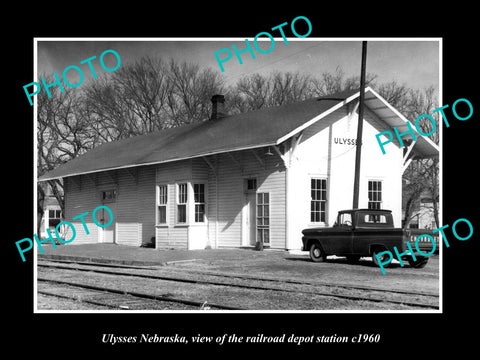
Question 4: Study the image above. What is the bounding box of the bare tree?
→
[376,81,411,114]
[166,59,225,126]
[227,70,317,114]
[376,82,439,228]
[309,66,377,96]
[84,57,172,141]
[37,75,95,233]
[228,73,272,113]
[228,67,377,115]
[84,57,225,135]
[269,71,313,106]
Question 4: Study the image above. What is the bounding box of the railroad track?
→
[38,277,240,310]
[37,260,439,310]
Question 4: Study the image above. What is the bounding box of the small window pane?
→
[195,204,205,223]
[158,185,168,205]
[178,204,186,223]
[158,207,166,224]
[178,184,187,204]
[194,184,205,202]
[247,178,257,190]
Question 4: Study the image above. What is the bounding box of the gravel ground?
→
[173,254,440,295]
[37,293,112,310]
[36,245,440,311]
[37,259,439,310]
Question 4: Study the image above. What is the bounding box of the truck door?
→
[329,212,354,255]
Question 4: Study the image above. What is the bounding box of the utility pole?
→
[352,41,368,209]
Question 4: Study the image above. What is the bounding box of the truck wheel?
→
[309,243,326,263]
[408,257,429,268]
[371,247,390,267]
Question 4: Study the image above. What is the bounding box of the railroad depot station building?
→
[39,87,439,251]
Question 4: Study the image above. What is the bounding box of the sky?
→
[36,38,440,95]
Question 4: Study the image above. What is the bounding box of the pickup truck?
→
[301,209,437,268]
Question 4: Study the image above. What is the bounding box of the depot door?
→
[100,205,115,243]
[98,189,116,244]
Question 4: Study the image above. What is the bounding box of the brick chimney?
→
[210,94,226,120]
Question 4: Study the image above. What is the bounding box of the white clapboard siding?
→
[137,166,156,246]
[215,153,244,247]
[156,160,192,183]
[64,174,100,245]
[114,169,139,246]
[155,161,192,249]
[64,166,157,247]
[260,153,286,249]
[240,150,287,249]
[360,109,403,225]
[211,150,287,248]
[287,106,403,250]
[206,155,218,248]
[191,158,210,180]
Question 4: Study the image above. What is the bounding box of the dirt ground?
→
[37,245,440,311]
[172,252,440,295]
[38,245,440,295]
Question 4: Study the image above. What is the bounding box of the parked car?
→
[301,209,436,268]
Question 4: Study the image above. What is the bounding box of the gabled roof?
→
[39,87,439,181]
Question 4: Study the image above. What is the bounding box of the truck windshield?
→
[338,213,353,226]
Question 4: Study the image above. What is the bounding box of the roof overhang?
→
[364,87,439,159]
[276,90,363,145]
[278,86,439,159]
[38,142,276,181]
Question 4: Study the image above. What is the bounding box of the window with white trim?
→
[177,183,188,223]
[48,209,62,230]
[157,185,168,224]
[368,180,382,210]
[257,192,270,245]
[311,178,327,223]
[194,183,205,223]
[368,180,382,222]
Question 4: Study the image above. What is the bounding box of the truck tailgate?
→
[407,229,439,253]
